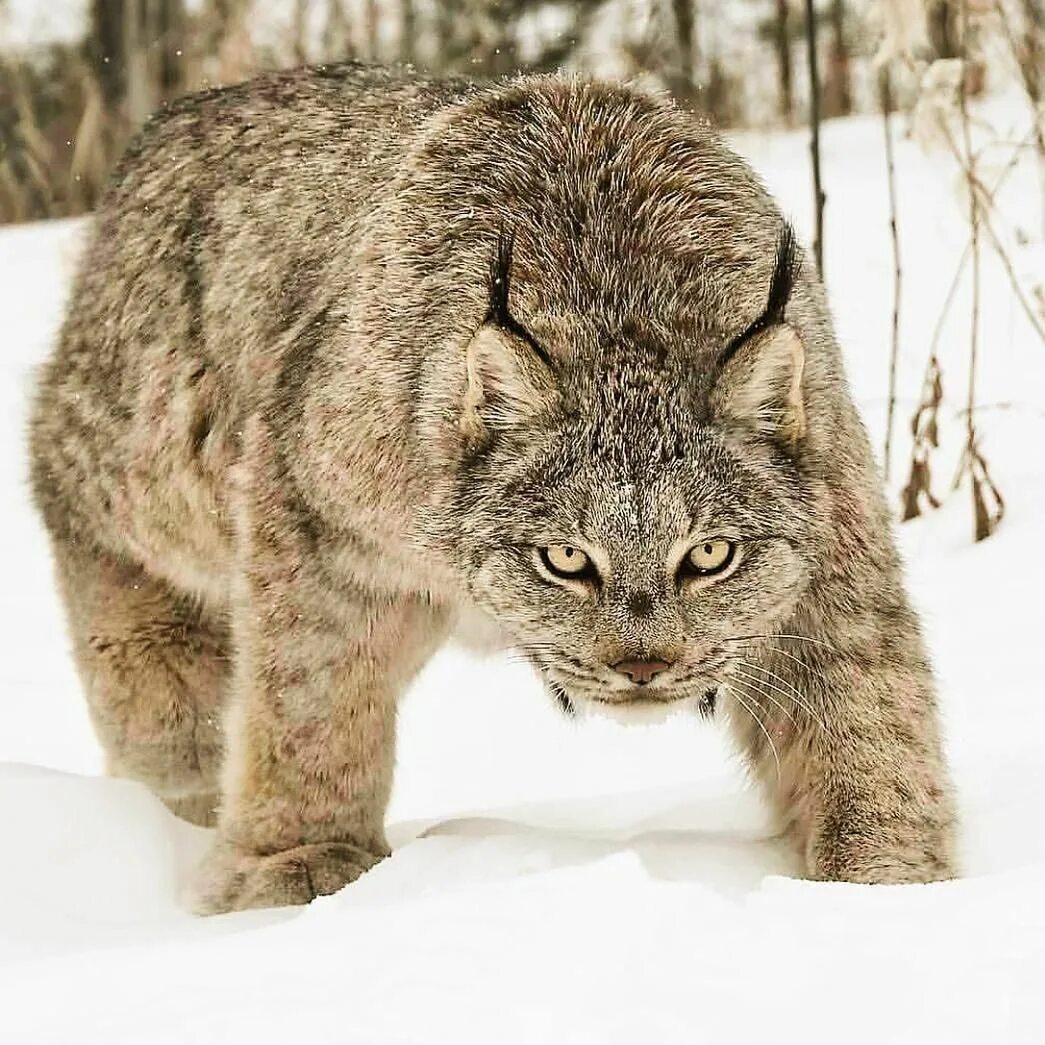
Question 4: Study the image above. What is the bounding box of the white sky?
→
[1,0,85,47]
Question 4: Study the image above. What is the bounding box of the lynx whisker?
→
[724,633,842,655]
[735,660,826,730]
[725,682,782,781]
[728,666,800,729]
[761,644,836,690]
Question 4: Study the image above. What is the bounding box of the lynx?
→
[29,64,957,913]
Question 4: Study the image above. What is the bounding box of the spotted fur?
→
[29,63,957,913]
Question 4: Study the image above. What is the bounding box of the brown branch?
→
[954,0,1004,540]
[935,121,1045,346]
[978,207,1045,344]
[926,128,1036,346]
[803,0,826,278]
[992,0,1045,237]
[957,12,980,453]
[880,67,902,483]
[898,125,1031,527]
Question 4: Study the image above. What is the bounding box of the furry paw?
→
[809,832,956,885]
[192,840,384,914]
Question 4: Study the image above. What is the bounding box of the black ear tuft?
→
[710,225,806,447]
[488,227,516,329]
[720,223,801,367]
[764,223,800,327]
[486,227,552,366]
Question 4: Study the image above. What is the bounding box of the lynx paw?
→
[809,830,956,884]
[192,840,384,914]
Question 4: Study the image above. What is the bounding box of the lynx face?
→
[453,230,817,717]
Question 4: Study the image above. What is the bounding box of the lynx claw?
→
[192,840,385,914]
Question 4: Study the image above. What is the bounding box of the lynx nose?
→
[611,658,673,686]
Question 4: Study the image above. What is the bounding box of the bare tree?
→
[773,0,795,121]
[1019,0,1043,104]
[953,0,1004,540]
[880,68,902,482]
[88,0,126,109]
[994,0,1044,237]
[803,0,826,277]
[928,0,960,57]
[156,0,186,95]
[89,0,186,125]
[292,0,310,65]
[365,0,379,62]
[200,0,255,84]
[434,0,456,61]
[321,0,352,60]
[401,0,417,64]
[825,0,852,116]
[670,0,696,96]
[123,0,154,127]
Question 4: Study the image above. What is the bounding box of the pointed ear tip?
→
[766,322,804,353]
[712,321,807,445]
[468,324,508,355]
[461,323,558,435]
[749,323,805,381]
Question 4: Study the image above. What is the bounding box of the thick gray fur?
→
[29,62,957,913]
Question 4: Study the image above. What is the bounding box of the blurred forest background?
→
[0,0,1042,539]
[0,0,1039,224]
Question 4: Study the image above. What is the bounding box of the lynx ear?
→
[459,326,558,442]
[710,324,807,446]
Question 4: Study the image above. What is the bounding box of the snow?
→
[2,108,1044,1042]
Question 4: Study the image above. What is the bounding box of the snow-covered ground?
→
[1,108,1043,1043]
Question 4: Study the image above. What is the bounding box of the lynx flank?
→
[29,64,957,913]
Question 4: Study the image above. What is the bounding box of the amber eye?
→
[539,545,594,580]
[685,539,736,577]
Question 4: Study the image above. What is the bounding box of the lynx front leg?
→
[196,570,448,914]
[194,421,450,914]
[728,631,958,885]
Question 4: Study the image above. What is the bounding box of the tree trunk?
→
[366,0,379,62]
[321,0,351,61]
[670,0,695,96]
[293,0,310,65]
[1019,0,1042,104]
[156,0,186,98]
[401,0,416,64]
[89,0,184,120]
[123,0,153,127]
[88,0,126,110]
[803,0,826,277]
[928,0,959,58]
[774,0,794,122]
[825,0,851,116]
[434,0,455,68]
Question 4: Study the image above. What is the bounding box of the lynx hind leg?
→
[53,541,228,827]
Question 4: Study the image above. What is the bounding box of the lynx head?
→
[451,224,819,719]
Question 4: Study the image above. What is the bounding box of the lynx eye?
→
[685,539,736,577]
[539,545,593,580]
